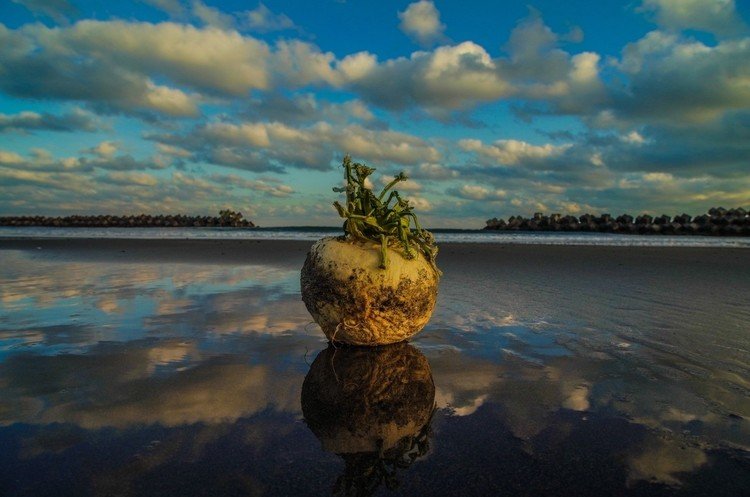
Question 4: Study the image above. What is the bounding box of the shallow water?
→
[0,246,749,496]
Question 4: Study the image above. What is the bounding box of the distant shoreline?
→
[484,207,749,236]
[0,213,255,228]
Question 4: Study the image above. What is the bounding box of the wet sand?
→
[4,236,748,364]
[1,236,749,495]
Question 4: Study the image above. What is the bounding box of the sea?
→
[1,225,750,247]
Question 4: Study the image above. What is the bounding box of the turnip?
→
[301,156,440,345]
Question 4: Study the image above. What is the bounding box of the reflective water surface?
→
[0,245,748,496]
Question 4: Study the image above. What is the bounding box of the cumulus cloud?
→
[500,13,607,116]
[0,23,203,118]
[271,40,341,87]
[84,141,120,159]
[342,13,607,116]
[150,120,441,172]
[0,146,173,175]
[609,31,750,125]
[0,19,354,119]
[451,115,750,220]
[0,109,100,133]
[0,12,606,119]
[242,93,375,125]
[102,171,160,187]
[408,195,433,211]
[378,175,422,192]
[61,21,271,95]
[413,162,460,180]
[0,21,266,116]
[343,42,512,112]
[398,0,447,46]
[448,184,507,201]
[639,0,747,37]
[459,138,571,166]
[0,146,298,216]
[0,151,25,165]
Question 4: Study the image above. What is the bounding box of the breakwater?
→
[484,207,749,236]
[0,213,255,228]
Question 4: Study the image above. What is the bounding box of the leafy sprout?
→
[333,155,439,273]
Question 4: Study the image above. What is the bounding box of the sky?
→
[0,0,749,227]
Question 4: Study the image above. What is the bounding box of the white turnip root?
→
[300,156,440,345]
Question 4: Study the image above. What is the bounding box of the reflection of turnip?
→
[301,156,440,346]
[301,343,435,494]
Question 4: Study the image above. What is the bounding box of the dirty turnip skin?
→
[301,236,439,346]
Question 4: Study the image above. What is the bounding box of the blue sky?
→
[1,0,748,227]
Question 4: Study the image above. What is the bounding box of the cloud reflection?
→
[0,340,304,429]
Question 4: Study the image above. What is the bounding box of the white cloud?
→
[0,21,271,116]
[344,42,512,111]
[398,1,447,46]
[342,13,608,116]
[65,21,272,95]
[0,12,608,119]
[200,122,271,147]
[334,124,441,164]
[156,143,192,158]
[105,171,159,186]
[459,138,571,166]
[589,152,605,167]
[622,131,646,144]
[337,52,378,80]
[643,172,674,182]
[272,40,340,86]
[639,0,747,37]
[451,184,507,201]
[408,196,433,211]
[142,81,200,116]
[378,175,422,192]
[152,120,441,172]
[612,31,750,124]
[0,151,25,165]
[86,141,119,159]
[414,162,459,180]
[0,108,99,133]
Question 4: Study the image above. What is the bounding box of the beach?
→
[1,237,749,496]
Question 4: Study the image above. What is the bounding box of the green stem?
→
[379,234,388,269]
[378,172,407,202]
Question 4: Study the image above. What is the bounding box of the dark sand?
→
[1,237,749,495]
[2,237,748,351]
[3,236,747,333]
